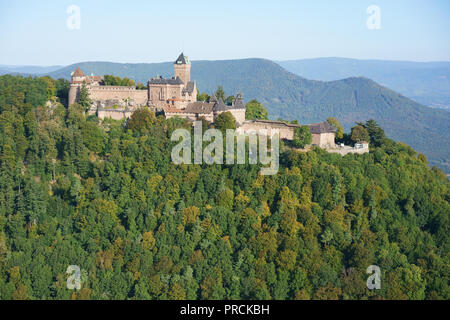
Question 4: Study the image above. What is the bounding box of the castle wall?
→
[89,86,148,106]
[148,84,184,109]
[213,109,246,126]
[328,145,369,156]
[237,121,296,140]
[68,85,79,106]
[237,121,336,148]
[97,109,133,121]
[312,132,335,148]
[165,112,214,122]
[228,109,246,126]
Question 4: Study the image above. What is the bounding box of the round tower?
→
[68,67,86,106]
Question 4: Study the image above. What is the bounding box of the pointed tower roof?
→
[174,53,190,65]
[234,92,245,109]
[210,93,218,103]
[213,98,228,112]
[73,67,85,77]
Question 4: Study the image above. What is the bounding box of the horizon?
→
[3,55,450,69]
[1,0,449,65]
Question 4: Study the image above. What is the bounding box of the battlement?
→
[90,86,141,91]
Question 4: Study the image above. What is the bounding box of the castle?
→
[68,53,245,124]
[67,53,368,153]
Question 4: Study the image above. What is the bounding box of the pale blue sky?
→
[0,0,449,65]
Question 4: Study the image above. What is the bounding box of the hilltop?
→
[43,59,450,173]
[0,74,448,300]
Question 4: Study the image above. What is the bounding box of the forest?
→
[0,74,448,300]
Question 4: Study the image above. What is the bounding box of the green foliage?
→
[327,117,343,140]
[214,112,236,132]
[197,92,210,102]
[77,82,91,109]
[224,95,235,106]
[103,75,136,87]
[246,99,268,120]
[0,75,448,301]
[128,108,156,134]
[351,125,370,143]
[55,78,70,101]
[136,82,147,90]
[215,85,226,101]
[292,126,312,148]
[359,119,386,147]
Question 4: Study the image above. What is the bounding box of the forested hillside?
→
[0,75,448,300]
[45,59,450,173]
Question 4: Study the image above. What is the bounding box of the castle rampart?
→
[97,109,134,120]
[237,120,301,140]
[89,87,148,106]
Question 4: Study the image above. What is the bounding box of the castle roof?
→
[175,53,190,65]
[233,93,245,109]
[183,81,196,95]
[212,92,245,112]
[73,67,85,77]
[165,102,215,115]
[210,93,218,103]
[71,74,102,84]
[185,102,215,114]
[212,98,228,112]
[149,76,184,85]
[308,121,337,134]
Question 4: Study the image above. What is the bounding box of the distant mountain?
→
[0,65,63,76]
[278,58,450,110]
[47,61,172,82]
[45,59,450,173]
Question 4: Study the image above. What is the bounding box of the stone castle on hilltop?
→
[68,53,245,124]
[67,53,368,153]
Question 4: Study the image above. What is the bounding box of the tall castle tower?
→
[68,67,86,106]
[173,53,191,84]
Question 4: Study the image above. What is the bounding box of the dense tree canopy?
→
[103,75,136,87]
[128,108,156,134]
[292,126,312,148]
[327,117,343,140]
[0,75,448,300]
[351,125,370,143]
[246,100,269,120]
[197,92,210,102]
[215,86,226,102]
[78,82,91,109]
[214,112,237,132]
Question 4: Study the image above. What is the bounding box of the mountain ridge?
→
[278,57,450,110]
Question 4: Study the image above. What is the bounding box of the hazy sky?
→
[1,0,449,65]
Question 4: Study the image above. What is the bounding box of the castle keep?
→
[68,53,245,124]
